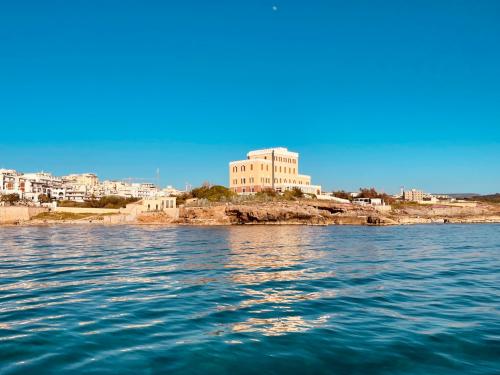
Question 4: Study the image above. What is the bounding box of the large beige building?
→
[229,147,321,195]
[403,189,424,202]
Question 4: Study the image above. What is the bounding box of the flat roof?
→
[247,147,299,158]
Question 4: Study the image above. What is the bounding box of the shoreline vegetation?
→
[1,187,500,227]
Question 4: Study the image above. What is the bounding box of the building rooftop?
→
[247,147,299,158]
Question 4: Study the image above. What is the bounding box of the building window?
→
[241,178,246,184]
[266,165,269,171]
[250,164,253,171]
[261,164,263,170]
[242,166,246,172]
[293,168,296,174]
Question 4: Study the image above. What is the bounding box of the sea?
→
[0,224,499,374]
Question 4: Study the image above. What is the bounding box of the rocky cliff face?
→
[171,200,500,226]
[174,201,396,226]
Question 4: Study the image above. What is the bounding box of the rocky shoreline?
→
[5,200,499,227]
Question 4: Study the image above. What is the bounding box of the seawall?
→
[0,207,49,224]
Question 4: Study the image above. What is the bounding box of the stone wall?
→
[0,207,48,224]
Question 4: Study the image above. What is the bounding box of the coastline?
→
[2,200,500,227]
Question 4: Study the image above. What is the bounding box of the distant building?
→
[162,185,184,196]
[1,168,162,203]
[353,197,384,206]
[62,173,99,186]
[140,196,179,219]
[403,189,424,202]
[229,147,321,195]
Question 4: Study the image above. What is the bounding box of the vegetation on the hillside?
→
[283,187,305,200]
[0,193,20,205]
[255,188,279,199]
[331,190,351,200]
[175,185,312,205]
[33,212,98,221]
[38,194,51,203]
[469,193,500,204]
[58,196,139,209]
[357,188,395,204]
[191,185,236,201]
[175,185,236,204]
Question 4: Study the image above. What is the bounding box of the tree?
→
[358,188,380,198]
[38,194,51,203]
[357,187,395,204]
[0,193,20,205]
[331,190,351,200]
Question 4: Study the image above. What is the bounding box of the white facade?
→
[1,169,163,203]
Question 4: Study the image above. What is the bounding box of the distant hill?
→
[432,193,480,199]
[471,193,500,203]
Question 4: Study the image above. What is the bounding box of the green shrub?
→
[0,193,20,205]
[58,196,140,209]
[255,188,278,199]
[38,194,51,203]
[190,185,236,202]
[283,187,304,200]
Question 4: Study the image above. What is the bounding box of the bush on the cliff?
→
[190,185,236,202]
[283,187,304,200]
[255,188,278,199]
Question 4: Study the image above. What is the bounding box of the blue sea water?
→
[0,224,499,374]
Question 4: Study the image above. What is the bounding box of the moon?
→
[272,5,278,11]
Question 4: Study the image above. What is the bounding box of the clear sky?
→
[1,0,499,194]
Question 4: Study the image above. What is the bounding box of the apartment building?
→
[229,147,321,195]
[403,189,424,202]
[1,169,163,203]
[62,173,99,186]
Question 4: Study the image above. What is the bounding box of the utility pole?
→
[271,149,275,191]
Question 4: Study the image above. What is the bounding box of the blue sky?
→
[0,0,499,193]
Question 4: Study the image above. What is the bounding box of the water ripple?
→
[0,224,499,374]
